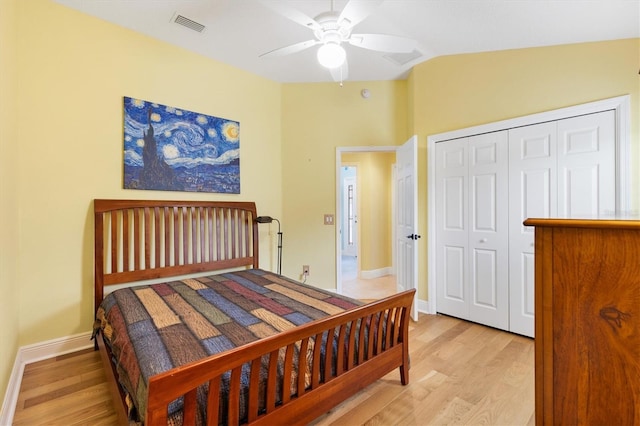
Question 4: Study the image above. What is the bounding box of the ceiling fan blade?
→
[338,0,384,29]
[259,39,319,58]
[330,59,349,83]
[348,33,417,53]
[258,0,321,31]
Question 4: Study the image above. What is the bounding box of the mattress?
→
[93,268,362,424]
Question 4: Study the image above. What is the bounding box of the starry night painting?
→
[123,97,240,193]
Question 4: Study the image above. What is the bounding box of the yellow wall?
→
[281,82,408,286]
[412,39,639,136]
[342,152,395,272]
[12,0,283,349]
[409,38,640,299]
[0,0,20,408]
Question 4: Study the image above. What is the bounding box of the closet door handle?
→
[479,238,488,243]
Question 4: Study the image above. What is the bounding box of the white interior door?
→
[468,132,509,330]
[508,121,557,337]
[508,110,615,337]
[435,132,509,330]
[395,136,418,321]
[435,138,469,320]
[557,110,616,218]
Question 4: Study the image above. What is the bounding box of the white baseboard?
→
[360,267,393,280]
[15,331,93,365]
[0,352,23,426]
[0,331,93,426]
[417,298,433,314]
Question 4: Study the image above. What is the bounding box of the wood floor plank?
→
[13,382,113,425]
[20,351,103,391]
[22,371,107,408]
[322,380,407,425]
[47,398,119,426]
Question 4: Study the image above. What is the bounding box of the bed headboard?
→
[94,199,259,312]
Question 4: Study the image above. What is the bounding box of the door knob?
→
[479,238,488,243]
[406,234,422,240]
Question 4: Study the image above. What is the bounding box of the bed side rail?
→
[146,289,416,425]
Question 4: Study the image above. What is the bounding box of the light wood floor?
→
[12,348,119,425]
[13,313,535,425]
[341,273,397,300]
[312,314,535,425]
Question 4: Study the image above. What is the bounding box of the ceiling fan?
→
[259,0,418,82]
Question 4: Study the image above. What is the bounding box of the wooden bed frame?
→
[94,199,415,425]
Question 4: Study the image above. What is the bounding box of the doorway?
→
[341,165,358,282]
[336,138,419,319]
[335,148,399,301]
[341,168,358,258]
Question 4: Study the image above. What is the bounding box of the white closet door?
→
[508,121,557,337]
[468,131,509,329]
[557,110,616,218]
[433,104,621,337]
[436,132,509,329]
[507,111,615,337]
[435,138,469,320]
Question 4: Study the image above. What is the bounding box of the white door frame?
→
[335,146,397,294]
[427,95,631,315]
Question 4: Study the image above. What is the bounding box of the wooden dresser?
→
[524,218,640,425]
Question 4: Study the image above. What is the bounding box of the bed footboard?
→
[146,289,415,425]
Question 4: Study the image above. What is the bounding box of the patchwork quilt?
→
[94,268,362,424]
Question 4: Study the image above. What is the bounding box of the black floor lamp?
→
[255,216,282,275]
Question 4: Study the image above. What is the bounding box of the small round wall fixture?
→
[361,89,371,99]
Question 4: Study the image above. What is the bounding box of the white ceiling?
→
[53,0,640,83]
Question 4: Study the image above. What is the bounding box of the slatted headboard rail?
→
[94,199,259,312]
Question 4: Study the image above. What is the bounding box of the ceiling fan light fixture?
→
[317,42,346,69]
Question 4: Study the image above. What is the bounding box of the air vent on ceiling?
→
[173,13,206,33]
[383,49,423,66]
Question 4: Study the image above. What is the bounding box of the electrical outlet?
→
[302,265,310,276]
